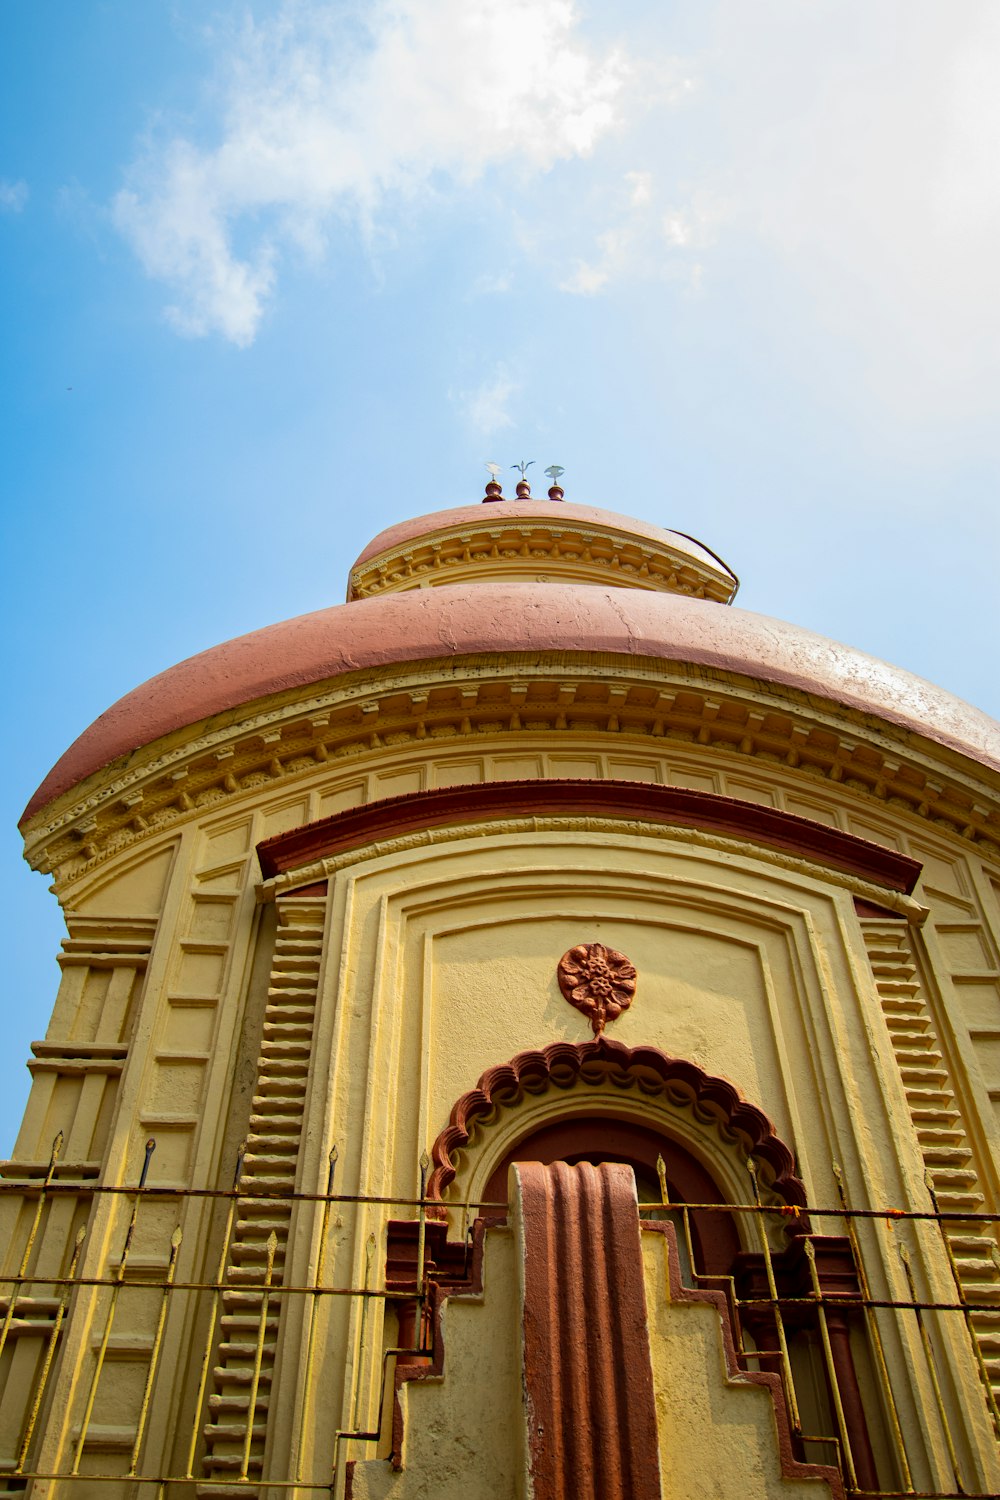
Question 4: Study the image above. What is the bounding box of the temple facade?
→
[3,479,1000,1497]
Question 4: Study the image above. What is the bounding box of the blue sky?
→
[2,1,999,1153]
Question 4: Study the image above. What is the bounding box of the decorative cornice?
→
[23,658,1000,882]
[256,779,922,891]
[257,814,929,921]
[425,1037,810,1209]
[348,516,737,604]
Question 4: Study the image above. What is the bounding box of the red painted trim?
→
[853,895,905,920]
[734,1238,878,1489]
[645,1219,844,1498]
[382,1219,489,1469]
[427,1036,809,1211]
[257,778,921,890]
[515,1161,663,1500]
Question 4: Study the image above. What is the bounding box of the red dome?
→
[23,583,1000,822]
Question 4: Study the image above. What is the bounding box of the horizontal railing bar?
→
[0,1180,997,1224]
[0,1475,993,1497]
[1,1272,998,1315]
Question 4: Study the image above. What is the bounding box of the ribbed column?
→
[863,918,1000,1429]
[198,891,326,1496]
[512,1161,662,1500]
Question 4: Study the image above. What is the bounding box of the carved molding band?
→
[26,658,1000,881]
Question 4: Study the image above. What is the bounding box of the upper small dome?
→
[347,499,738,605]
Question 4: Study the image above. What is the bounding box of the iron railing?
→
[0,1134,997,1496]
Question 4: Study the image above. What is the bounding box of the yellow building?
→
[3,478,1000,1497]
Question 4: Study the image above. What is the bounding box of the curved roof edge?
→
[23,582,1000,823]
[349,500,730,578]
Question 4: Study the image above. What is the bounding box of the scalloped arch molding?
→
[427,1036,808,1209]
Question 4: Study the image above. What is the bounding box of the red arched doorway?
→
[481,1113,740,1278]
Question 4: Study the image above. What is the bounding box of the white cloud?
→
[452,366,518,435]
[697,0,1000,419]
[115,0,627,345]
[0,180,28,213]
[626,170,652,208]
[470,269,513,297]
[539,2,1000,422]
[560,259,609,296]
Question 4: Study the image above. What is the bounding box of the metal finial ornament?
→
[544,464,565,501]
[483,461,504,504]
[512,459,534,498]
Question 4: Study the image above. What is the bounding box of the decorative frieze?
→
[23,666,1000,881]
[347,516,737,605]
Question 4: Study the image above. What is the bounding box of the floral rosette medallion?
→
[557,942,637,1036]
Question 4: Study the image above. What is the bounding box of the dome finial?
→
[512,458,534,498]
[483,461,504,503]
[545,464,565,501]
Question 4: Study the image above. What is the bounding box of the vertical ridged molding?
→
[512,1161,663,1500]
[198,891,327,1497]
[862,917,1000,1427]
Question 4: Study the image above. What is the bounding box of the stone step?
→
[921,1143,973,1166]
[243,1152,299,1172]
[904,1087,956,1107]
[917,1125,968,1144]
[234,1216,291,1238]
[200,1422,268,1445]
[209,1392,271,1415]
[212,1365,273,1387]
[909,1102,961,1122]
[884,1024,932,1042]
[222,1287,284,1309]
[934,1189,986,1211]
[198,1485,261,1498]
[255,1061,309,1080]
[248,1111,302,1129]
[893,1044,941,1068]
[947,1232,999,1256]
[224,1266,285,1288]
[255,1080,306,1098]
[229,1242,288,1267]
[219,1314,280,1334]
[899,1063,950,1084]
[245,1135,300,1155]
[234,1208,292,1230]
[929,1167,980,1189]
[217,1339,277,1359]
